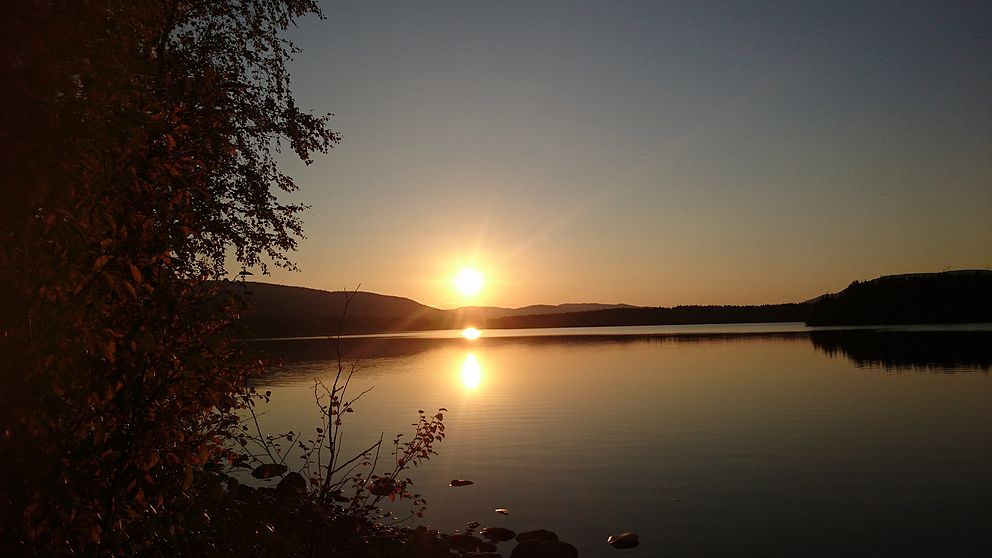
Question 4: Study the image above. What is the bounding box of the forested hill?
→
[232,282,458,337]
[233,283,642,337]
[804,270,992,326]
[485,304,806,329]
[231,283,806,337]
[232,270,992,337]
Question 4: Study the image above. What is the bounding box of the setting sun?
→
[453,267,484,297]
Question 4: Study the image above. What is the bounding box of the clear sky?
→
[258,1,992,309]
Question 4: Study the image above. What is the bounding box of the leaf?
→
[102,339,116,361]
[92,255,112,271]
[181,465,194,491]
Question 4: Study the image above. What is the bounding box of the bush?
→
[0,1,336,554]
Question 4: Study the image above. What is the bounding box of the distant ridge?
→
[453,303,637,321]
[230,270,992,338]
[485,304,806,329]
[233,282,455,337]
[232,283,641,337]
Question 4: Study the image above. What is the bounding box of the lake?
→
[250,324,992,557]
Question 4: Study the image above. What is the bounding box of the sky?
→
[257,1,992,309]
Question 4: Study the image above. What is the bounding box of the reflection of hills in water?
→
[251,329,992,376]
[250,332,811,366]
[810,330,992,372]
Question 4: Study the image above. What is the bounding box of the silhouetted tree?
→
[0,1,337,554]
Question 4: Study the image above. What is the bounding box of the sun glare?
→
[461,353,482,389]
[462,327,481,340]
[453,267,484,297]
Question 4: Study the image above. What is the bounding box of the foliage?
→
[235,328,446,526]
[0,0,337,554]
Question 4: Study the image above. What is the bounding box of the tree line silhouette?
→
[805,270,992,326]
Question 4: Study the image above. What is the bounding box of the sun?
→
[453,267,484,297]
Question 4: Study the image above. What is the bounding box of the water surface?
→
[252,325,992,557]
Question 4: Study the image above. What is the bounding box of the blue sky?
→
[260,1,991,308]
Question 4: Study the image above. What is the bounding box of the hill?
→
[485,304,806,329]
[804,270,992,326]
[232,282,457,337]
[231,270,992,337]
[233,283,646,337]
[452,303,637,322]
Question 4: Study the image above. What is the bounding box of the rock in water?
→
[607,532,640,549]
[480,526,516,542]
[275,472,307,503]
[515,529,559,542]
[368,477,395,496]
[449,479,475,487]
[444,533,490,552]
[408,526,450,558]
[511,540,578,558]
[251,463,288,479]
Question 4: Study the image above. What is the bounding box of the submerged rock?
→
[480,526,516,542]
[445,534,486,552]
[511,540,578,558]
[607,532,640,549]
[251,463,288,479]
[409,526,454,558]
[368,477,396,496]
[449,479,475,487]
[515,529,558,542]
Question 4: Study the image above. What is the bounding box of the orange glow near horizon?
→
[462,327,481,340]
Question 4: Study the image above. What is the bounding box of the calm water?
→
[252,324,992,557]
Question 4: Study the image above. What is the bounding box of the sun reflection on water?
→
[461,353,483,389]
[462,327,481,340]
